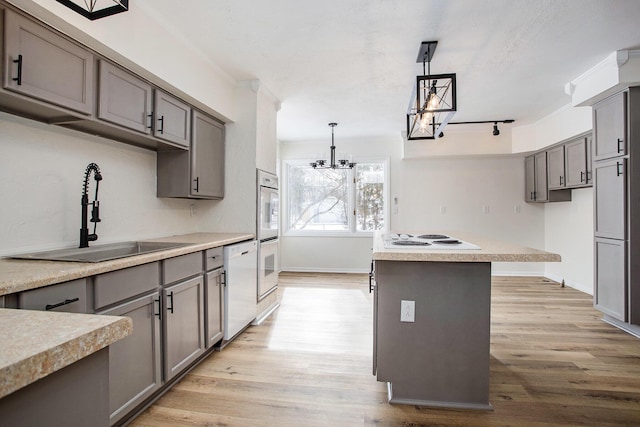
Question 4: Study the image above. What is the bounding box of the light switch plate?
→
[401,300,415,322]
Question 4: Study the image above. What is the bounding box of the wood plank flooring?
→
[130,273,640,426]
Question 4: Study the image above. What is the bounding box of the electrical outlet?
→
[483,205,490,214]
[439,205,446,214]
[190,204,197,216]
[400,300,415,322]
[514,205,521,214]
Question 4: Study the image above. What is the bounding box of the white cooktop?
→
[382,233,481,250]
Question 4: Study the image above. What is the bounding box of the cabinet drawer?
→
[94,262,160,310]
[163,252,202,285]
[205,247,224,271]
[18,279,88,313]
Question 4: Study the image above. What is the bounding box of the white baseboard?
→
[281,266,369,274]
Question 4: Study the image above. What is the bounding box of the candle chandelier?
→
[56,0,129,20]
[310,123,355,169]
[406,41,457,140]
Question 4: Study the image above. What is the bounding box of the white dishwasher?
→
[223,240,258,341]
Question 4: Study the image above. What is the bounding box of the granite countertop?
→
[0,232,254,296]
[0,308,132,399]
[372,231,561,262]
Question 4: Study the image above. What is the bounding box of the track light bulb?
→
[493,122,500,136]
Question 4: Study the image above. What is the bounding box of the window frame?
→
[283,156,390,237]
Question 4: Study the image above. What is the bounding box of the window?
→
[285,159,388,235]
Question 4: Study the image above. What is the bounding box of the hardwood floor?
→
[130,273,640,426]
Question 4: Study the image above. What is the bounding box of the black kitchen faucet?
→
[80,163,102,248]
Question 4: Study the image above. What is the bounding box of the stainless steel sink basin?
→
[10,241,191,263]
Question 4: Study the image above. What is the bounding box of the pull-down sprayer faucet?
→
[80,163,102,248]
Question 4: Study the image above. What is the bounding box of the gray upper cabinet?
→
[3,9,94,115]
[565,136,589,188]
[192,111,225,198]
[98,60,153,133]
[547,145,565,190]
[524,155,536,202]
[157,110,225,199]
[525,152,553,202]
[154,90,190,148]
[594,91,626,161]
[594,157,626,240]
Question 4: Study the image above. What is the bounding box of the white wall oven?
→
[257,170,279,300]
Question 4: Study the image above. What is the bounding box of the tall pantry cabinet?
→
[592,88,640,334]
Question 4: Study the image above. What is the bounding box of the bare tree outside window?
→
[287,161,386,234]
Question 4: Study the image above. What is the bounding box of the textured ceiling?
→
[139,0,640,141]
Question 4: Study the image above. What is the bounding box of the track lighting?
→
[436,119,514,137]
[493,122,500,136]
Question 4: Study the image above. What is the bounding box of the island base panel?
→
[375,261,491,409]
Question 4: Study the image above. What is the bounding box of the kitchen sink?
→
[10,241,191,263]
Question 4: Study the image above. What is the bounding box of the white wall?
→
[279,134,546,275]
[544,188,594,294]
[0,113,207,256]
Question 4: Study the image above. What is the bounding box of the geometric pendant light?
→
[56,0,129,20]
[406,41,457,140]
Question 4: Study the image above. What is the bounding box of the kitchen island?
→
[371,231,560,410]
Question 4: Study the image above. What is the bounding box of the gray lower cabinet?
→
[594,157,626,240]
[594,90,626,161]
[594,237,627,321]
[154,90,190,147]
[157,110,225,199]
[205,268,224,347]
[98,293,162,426]
[2,8,94,115]
[163,275,205,381]
[18,278,89,312]
[98,60,153,133]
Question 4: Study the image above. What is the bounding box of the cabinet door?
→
[205,268,224,348]
[586,134,593,185]
[98,293,161,426]
[594,158,626,239]
[98,60,153,133]
[547,145,566,190]
[191,111,225,199]
[524,155,536,202]
[154,90,191,147]
[595,238,627,321]
[565,137,588,188]
[594,91,626,161]
[3,9,94,114]
[534,152,548,202]
[163,276,205,381]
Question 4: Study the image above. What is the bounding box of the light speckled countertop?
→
[0,232,253,399]
[372,231,561,262]
[0,232,254,296]
[0,309,132,398]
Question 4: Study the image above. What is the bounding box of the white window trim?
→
[282,156,390,238]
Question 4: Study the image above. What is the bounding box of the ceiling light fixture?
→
[310,123,355,169]
[56,0,129,20]
[407,41,457,140]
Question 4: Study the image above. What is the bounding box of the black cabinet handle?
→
[617,138,624,153]
[147,113,153,129]
[193,177,199,192]
[559,176,563,186]
[13,54,23,86]
[580,171,585,182]
[153,297,161,318]
[167,292,174,314]
[158,115,164,134]
[617,161,624,176]
[368,261,375,293]
[45,297,79,311]
[221,271,226,287]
